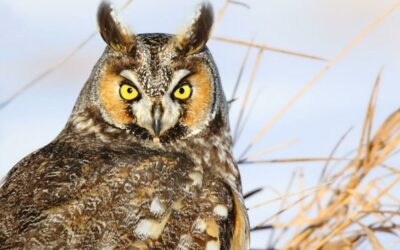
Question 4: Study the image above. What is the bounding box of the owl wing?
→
[0,140,137,248]
[230,186,250,250]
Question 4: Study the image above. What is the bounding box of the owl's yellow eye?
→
[119,83,139,101]
[173,84,192,100]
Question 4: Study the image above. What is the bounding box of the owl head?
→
[72,1,228,144]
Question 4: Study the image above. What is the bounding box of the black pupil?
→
[179,87,185,94]
[127,87,133,94]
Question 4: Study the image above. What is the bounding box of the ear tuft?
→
[176,2,214,55]
[97,1,136,53]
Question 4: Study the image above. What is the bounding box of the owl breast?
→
[0,131,235,249]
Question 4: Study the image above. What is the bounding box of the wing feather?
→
[230,188,250,250]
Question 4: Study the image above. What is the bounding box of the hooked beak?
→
[152,104,162,137]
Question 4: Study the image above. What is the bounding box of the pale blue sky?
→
[1,0,400,248]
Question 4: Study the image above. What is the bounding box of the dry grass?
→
[1,0,400,249]
[247,74,400,249]
[226,1,400,248]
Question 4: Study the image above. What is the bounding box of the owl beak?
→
[152,104,162,137]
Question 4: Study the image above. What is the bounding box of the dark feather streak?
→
[97,1,136,53]
[177,2,214,55]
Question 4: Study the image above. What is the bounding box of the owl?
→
[0,2,249,249]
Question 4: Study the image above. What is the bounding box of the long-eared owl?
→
[0,1,249,249]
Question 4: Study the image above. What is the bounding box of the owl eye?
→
[119,83,139,101]
[173,83,192,100]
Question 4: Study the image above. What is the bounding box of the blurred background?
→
[1,0,400,248]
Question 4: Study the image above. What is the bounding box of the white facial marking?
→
[213,205,228,219]
[160,96,181,134]
[120,70,140,86]
[150,197,166,216]
[120,70,156,135]
[192,218,207,233]
[133,98,154,134]
[169,69,191,90]
[158,69,192,134]
[206,240,220,250]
